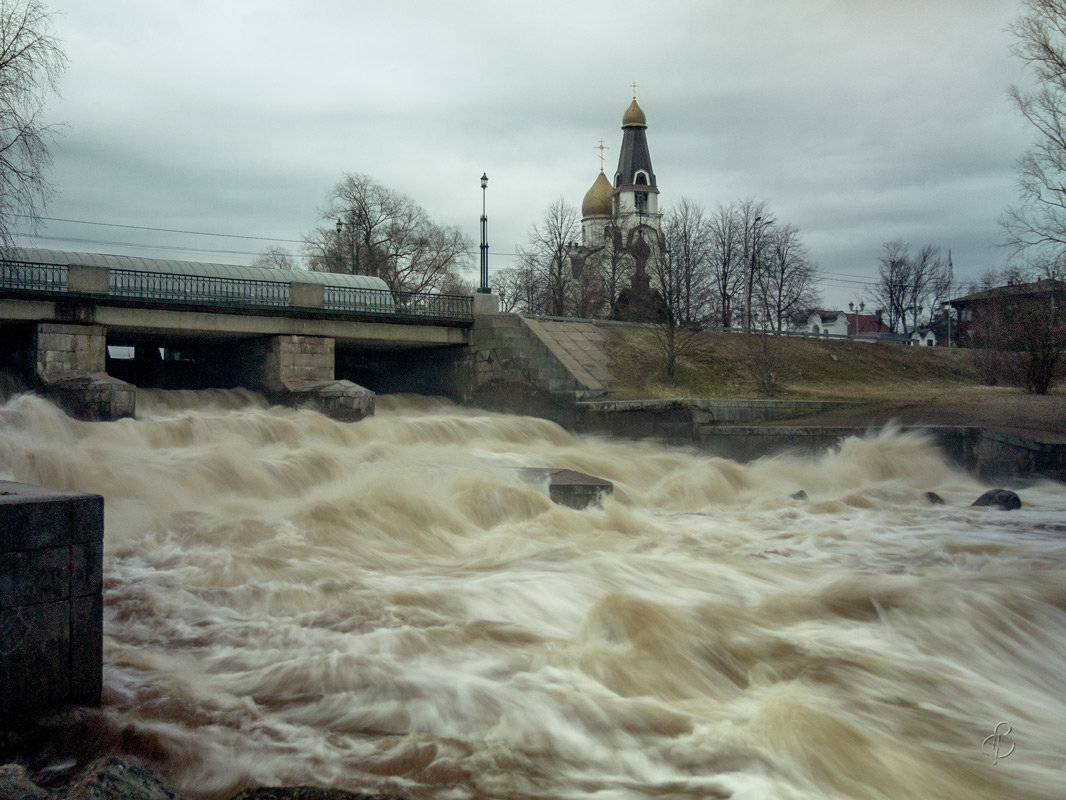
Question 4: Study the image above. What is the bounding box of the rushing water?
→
[1,389,1065,800]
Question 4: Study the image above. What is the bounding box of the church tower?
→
[612,94,660,236]
[569,90,667,322]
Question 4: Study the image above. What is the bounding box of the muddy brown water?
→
[2,390,1064,800]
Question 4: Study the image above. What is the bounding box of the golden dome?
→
[622,98,646,128]
[582,170,613,219]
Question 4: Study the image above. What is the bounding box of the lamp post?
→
[745,216,772,333]
[478,173,490,294]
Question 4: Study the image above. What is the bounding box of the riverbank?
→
[600,327,1066,442]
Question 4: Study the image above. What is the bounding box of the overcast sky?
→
[15,0,1035,308]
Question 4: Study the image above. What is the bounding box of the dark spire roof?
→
[613,99,656,191]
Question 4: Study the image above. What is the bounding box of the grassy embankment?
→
[603,326,1066,439]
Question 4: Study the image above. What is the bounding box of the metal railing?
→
[0,258,473,324]
[111,269,291,308]
[0,259,66,292]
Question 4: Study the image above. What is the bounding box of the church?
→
[568,92,667,322]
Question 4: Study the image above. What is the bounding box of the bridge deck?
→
[0,254,473,327]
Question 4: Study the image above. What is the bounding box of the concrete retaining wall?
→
[1,481,103,724]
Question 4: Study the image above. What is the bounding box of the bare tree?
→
[304,173,471,294]
[1002,0,1066,265]
[0,0,66,248]
[251,246,300,270]
[661,198,714,326]
[647,244,704,381]
[870,240,913,332]
[517,198,579,316]
[706,202,747,328]
[971,285,1066,393]
[870,241,952,333]
[755,223,821,333]
[493,265,540,313]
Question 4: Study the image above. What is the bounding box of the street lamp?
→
[478,173,490,294]
[745,216,772,333]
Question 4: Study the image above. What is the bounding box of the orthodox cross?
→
[595,139,609,171]
[631,81,639,99]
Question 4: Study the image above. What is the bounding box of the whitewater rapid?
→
[1,390,1064,800]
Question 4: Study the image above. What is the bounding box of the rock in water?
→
[70,757,190,800]
[971,489,1022,510]
[0,764,51,800]
[924,491,945,505]
[231,789,406,800]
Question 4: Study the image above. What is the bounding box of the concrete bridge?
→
[0,248,611,419]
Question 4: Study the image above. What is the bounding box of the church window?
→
[635,191,648,213]
[634,170,649,185]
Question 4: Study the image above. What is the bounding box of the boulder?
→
[971,489,1022,510]
[924,491,945,505]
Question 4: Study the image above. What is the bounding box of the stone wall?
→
[34,323,106,376]
[469,315,605,399]
[32,323,135,420]
[242,335,336,394]
[0,481,103,724]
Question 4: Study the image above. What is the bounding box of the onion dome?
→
[622,98,647,128]
[582,170,613,219]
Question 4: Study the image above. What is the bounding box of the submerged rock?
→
[971,489,1022,510]
[790,490,808,501]
[924,491,945,505]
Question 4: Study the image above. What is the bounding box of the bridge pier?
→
[33,323,135,420]
[238,334,374,422]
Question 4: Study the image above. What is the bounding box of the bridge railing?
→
[0,259,66,292]
[111,269,291,308]
[0,258,474,323]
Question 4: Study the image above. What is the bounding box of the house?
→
[910,328,937,346]
[798,309,893,339]
[948,278,1066,346]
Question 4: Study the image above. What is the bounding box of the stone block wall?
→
[34,323,106,376]
[470,315,592,398]
[243,335,335,394]
[0,481,104,723]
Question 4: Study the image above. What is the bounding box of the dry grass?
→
[604,326,1066,439]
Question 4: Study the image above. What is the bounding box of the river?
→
[1,390,1064,800]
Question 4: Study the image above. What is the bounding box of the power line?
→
[20,214,305,245]
[16,232,312,261]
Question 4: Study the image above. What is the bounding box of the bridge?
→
[0,248,607,419]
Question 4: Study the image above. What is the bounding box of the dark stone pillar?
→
[0,481,104,724]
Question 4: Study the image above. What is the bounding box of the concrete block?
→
[0,487,73,551]
[71,540,103,596]
[0,548,70,606]
[1,602,71,718]
[67,265,111,295]
[290,282,325,309]
[70,593,103,706]
[70,493,104,544]
[0,481,103,721]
